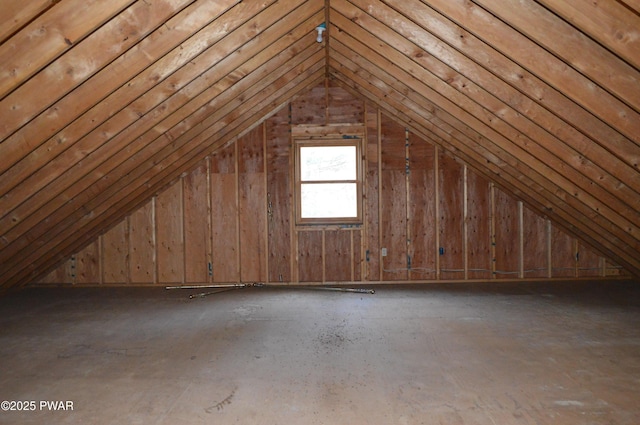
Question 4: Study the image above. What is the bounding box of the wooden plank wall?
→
[38,82,626,285]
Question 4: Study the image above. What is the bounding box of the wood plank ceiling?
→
[0,0,639,291]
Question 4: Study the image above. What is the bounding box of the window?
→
[295,139,363,225]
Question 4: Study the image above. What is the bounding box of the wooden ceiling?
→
[1,0,639,291]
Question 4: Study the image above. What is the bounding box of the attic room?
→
[1,0,639,423]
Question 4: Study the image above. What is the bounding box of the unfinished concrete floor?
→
[0,281,639,424]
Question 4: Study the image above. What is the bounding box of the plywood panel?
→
[38,268,59,285]
[266,107,292,283]
[291,83,326,125]
[129,199,155,283]
[325,229,352,282]
[578,242,602,277]
[39,258,74,284]
[239,172,267,282]
[380,171,407,281]
[238,126,267,283]
[75,240,100,284]
[211,142,237,174]
[438,152,464,279]
[353,230,362,281]
[183,161,210,283]
[266,107,292,171]
[365,102,380,281]
[466,171,491,279]
[606,260,627,277]
[328,82,364,124]
[210,173,238,282]
[380,114,406,170]
[298,230,323,282]
[156,181,184,283]
[102,220,128,283]
[522,205,548,278]
[380,115,408,281]
[408,133,436,279]
[238,125,265,174]
[493,187,519,278]
[211,145,238,283]
[551,225,576,277]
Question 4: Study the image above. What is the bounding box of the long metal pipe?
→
[166,282,375,297]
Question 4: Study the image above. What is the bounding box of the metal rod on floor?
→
[165,283,264,290]
[166,282,375,298]
[290,286,375,294]
[189,288,240,299]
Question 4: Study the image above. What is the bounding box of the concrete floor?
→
[0,281,639,425]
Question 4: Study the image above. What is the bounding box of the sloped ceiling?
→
[0,0,639,291]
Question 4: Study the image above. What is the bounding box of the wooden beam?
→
[328,22,640,255]
[0,0,190,139]
[535,0,640,71]
[291,123,365,138]
[0,0,265,180]
[356,0,639,179]
[0,0,136,99]
[334,0,640,214]
[620,0,640,14]
[417,0,640,144]
[0,0,56,44]
[473,0,639,112]
[1,4,322,246]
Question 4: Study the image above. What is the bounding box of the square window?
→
[295,139,363,225]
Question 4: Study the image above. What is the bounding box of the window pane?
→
[301,183,358,218]
[300,146,356,181]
